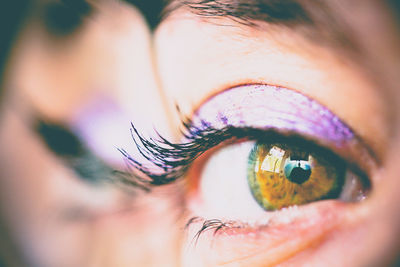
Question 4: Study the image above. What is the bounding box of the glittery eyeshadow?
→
[192,84,354,147]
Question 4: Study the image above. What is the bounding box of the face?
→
[0,2,179,266]
[1,0,400,266]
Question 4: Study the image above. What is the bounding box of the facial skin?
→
[0,2,180,266]
[154,2,400,265]
[1,0,400,266]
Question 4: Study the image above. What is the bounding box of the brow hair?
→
[164,0,313,26]
[0,0,32,94]
[41,0,93,36]
[162,0,400,124]
[164,0,364,53]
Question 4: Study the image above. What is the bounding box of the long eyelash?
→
[118,119,280,188]
[118,118,347,189]
[185,217,244,245]
[119,121,240,186]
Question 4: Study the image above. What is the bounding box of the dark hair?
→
[124,0,167,29]
[0,2,32,265]
[0,0,33,92]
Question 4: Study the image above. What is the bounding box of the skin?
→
[1,2,179,266]
[1,0,400,266]
[154,4,400,266]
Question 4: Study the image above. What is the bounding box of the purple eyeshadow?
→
[192,84,354,147]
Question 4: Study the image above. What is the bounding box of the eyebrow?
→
[164,0,359,52]
[165,0,314,26]
[41,0,93,36]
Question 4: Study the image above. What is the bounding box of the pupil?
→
[284,159,312,184]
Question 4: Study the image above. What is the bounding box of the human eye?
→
[123,83,377,265]
[187,83,373,214]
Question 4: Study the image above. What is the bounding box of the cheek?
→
[360,135,400,265]
[0,106,185,266]
[0,108,94,266]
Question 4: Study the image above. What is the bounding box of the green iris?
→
[247,142,345,211]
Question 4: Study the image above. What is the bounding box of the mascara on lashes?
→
[121,84,367,188]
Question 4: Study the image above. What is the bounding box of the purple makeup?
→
[68,95,136,166]
[192,84,354,147]
[121,84,374,187]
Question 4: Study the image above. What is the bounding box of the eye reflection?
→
[248,142,345,211]
[284,149,312,184]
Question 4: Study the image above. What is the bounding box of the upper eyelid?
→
[121,83,377,187]
[189,84,379,172]
[121,123,367,190]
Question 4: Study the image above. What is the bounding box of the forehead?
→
[162,0,400,118]
[163,0,387,52]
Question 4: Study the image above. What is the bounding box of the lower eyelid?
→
[187,135,370,223]
[182,147,373,264]
[184,200,359,266]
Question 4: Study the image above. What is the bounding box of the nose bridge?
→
[76,5,184,266]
